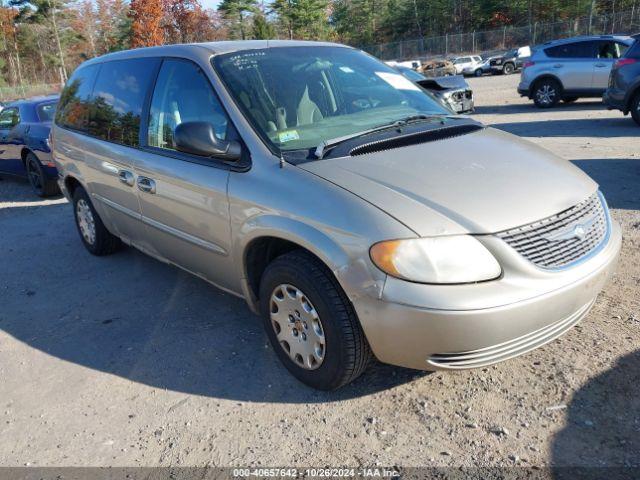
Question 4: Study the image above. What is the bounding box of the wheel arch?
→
[237,215,383,314]
[531,74,564,95]
[623,82,640,114]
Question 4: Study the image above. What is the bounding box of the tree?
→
[218,0,257,40]
[252,11,275,38]
[130,0,163,47]
[272,0,329,39]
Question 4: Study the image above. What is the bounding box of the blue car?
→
[0,95,60,196]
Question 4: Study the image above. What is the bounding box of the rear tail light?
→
[523,61,535,69]
[614,58,638,68]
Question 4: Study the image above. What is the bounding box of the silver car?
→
[518,35,633,108]
[52,41,621,390]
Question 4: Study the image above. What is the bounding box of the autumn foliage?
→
[130,0,164,47]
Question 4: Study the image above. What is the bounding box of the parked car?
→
[603,34,640,125]
[518,35,634,108]
[489,48,527,75]
[418,59,456,77]
[451,55,483,75]
[396,66,474,113]
[461,58,492,77]
[53,41,620,390]
[0,95,59,196]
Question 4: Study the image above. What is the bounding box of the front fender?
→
[234,214,386,313]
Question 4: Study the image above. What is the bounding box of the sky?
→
[201,0,222,9]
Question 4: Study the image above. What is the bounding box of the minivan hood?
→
[299,127,596,236]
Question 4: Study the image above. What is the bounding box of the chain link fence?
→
[362,9,640,61]
[0,83,62,103]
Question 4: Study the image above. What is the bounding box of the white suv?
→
[518,35,633,108]
[452,55,483,75]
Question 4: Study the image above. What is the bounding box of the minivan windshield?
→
[212,46,450,152]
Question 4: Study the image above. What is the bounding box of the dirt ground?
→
[0,73,639,471]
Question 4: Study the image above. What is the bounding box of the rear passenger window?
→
[545,42,595,58]
[147,59,229,152]
[55,65,98,132]
[88,58,160,147]
[596,41,626,59]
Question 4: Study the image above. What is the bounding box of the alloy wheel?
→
[269,284,325,370]
[76,199,96,245]
[26,158,42,192]
[536,84,556,106]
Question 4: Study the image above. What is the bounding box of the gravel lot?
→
[0,73,639,471]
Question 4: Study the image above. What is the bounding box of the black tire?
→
[503,62,515,75]
[72,186,122,256]
[259,250,372,390]
[630,92,640,126]
[25,152,59,197]
[533,78,561,108]
[563,96,579,103]
[474,69,483,77]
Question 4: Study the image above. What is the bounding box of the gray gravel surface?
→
[0,73,638,468]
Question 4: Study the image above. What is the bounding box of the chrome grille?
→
[497,193,608,269]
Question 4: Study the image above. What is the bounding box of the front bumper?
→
[517,85,531,97]
[353,220,621,371]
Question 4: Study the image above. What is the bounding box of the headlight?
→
[370,236,501,284]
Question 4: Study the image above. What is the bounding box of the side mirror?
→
[174,121,241,161]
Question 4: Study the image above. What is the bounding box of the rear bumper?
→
[603,87,627,113]
[353,220,621,371]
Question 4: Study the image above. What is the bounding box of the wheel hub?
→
[76,199,96,245]
[270,284,325,370]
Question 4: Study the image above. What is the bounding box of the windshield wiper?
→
[314,114,443,159]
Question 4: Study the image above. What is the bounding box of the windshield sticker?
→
[339,66,354,73]
[375,71,421,91]
[278,130,300,143]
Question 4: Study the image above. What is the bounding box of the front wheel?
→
[474,69,483,77]
[72,187,122,256]
[25,153,59,197]
[630,92,640,126]
[259,250,371,390]
[533,78,561,108]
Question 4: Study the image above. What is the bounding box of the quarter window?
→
[147,58,229,151]
[88,58,160,147]
[55,65,98,132]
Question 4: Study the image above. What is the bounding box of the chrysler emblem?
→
[544,217,596,242]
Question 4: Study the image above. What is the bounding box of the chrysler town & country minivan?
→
[52,41,621,390]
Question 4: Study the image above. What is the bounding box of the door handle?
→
[137,176,156,194]
[553,64,563,68]
[118,170,135,186]
[595,63,607,68]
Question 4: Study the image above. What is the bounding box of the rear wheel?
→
[533,78,561,108]
[630,92,640,126]
[259,250,371,390]
[503,62,515,75]
[72,187,122,256]
[25,153,59,197]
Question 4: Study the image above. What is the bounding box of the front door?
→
[134,58,235,290]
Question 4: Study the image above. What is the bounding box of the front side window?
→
[0,107,19,128]
[55,65,98,132]
[148,59,229,151]
[88,58,160,147]
[213,46,449,153]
